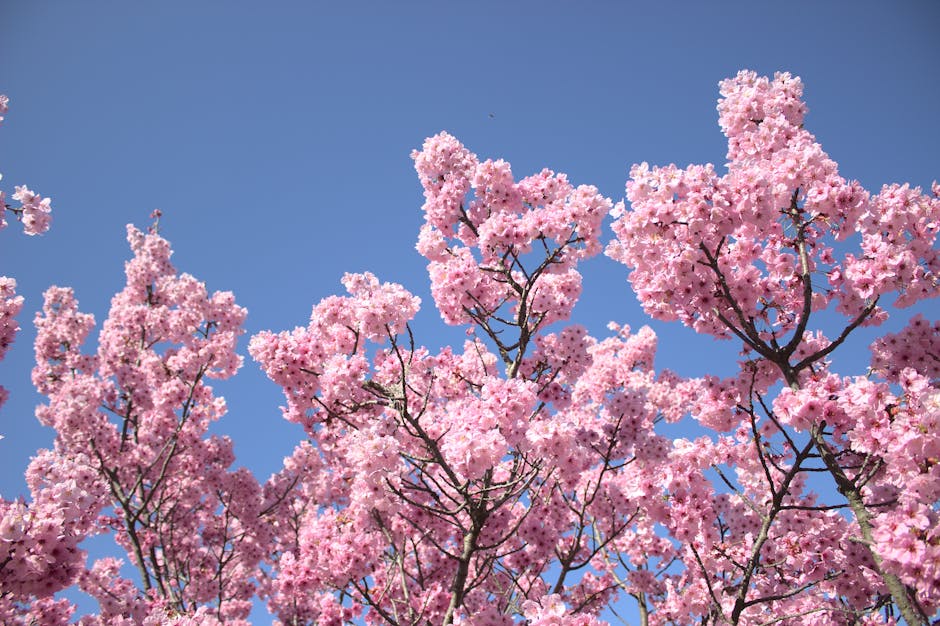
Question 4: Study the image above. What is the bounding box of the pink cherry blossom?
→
[1,74,937,625]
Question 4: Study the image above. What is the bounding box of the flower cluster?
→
[608,70,938,353]
[0,455,102,601]
[870,313,940,384]
[414,132,609,328]
[1,97,52,236]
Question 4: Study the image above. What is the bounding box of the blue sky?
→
[1,0,938,620]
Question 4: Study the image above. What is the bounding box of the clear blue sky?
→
[1,1,938,620]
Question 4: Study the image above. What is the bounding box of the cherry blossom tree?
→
[606,71,938,624]
[3,216,276,624]
[251,137,676,625]
[1,71,938,626]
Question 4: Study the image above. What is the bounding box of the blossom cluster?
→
[870,313,940,384]
[608,71,938,347]
[414,131,609,327]
[1,96,52,236]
